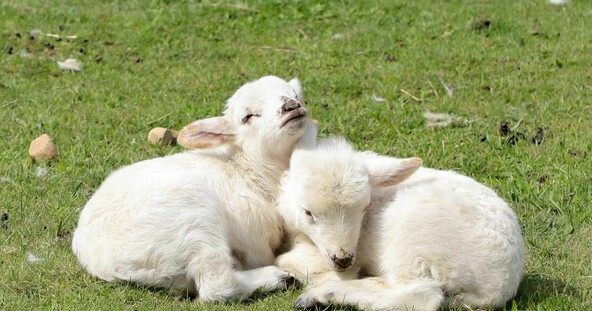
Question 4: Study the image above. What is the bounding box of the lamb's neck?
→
[231,150,289,201]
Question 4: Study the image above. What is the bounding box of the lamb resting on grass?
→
[72,76,309,302]
[276,135,525,311]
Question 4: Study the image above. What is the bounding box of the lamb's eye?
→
[241,114,254,123]
[241,113,260,124]
[304,209,316,223]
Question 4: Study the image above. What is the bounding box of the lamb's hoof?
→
[294,296,321,309]
[285,274,302,290]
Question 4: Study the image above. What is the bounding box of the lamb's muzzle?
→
[281,107,307,128]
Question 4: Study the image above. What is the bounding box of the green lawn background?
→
[1,0,591,310]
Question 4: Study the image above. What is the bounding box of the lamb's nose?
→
[282,99,301,112]
[332,255,353,270]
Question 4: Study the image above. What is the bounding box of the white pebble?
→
[27,252,43,264]
[57,58,83,72]
[35,167,49,178]
[371,95,386,103]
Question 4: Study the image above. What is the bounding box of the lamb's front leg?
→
[294,277,389,309]
[294,277,443,311]
[275,235,357,285]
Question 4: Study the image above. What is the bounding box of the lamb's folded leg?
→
[295,277,443,311]
[188,239,291,303]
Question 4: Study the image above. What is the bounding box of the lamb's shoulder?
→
[199,155,285,268]
[220,184,284,268]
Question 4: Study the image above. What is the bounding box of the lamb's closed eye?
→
[241,113,260,124]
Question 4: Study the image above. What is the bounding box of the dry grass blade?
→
[400,89,423,103]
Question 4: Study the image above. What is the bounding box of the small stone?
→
[148,127,176,146]
[28,134,59,161]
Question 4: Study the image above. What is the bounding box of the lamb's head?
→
[177,76,308,159]
[279,137,422,272]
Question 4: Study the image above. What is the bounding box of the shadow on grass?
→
[510,273,578,309]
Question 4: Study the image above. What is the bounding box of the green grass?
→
[1,0,591,310]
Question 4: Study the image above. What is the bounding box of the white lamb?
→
[276,134,525,310]
[72,76,311,302]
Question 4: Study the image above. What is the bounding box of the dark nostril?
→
[331,255,353,269]
[282,99,301,112]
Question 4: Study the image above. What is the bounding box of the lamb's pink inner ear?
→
[177,117,236,149]
[367,157,423,188]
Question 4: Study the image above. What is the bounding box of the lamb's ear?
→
[360,152,423,188]
[289,77,304,103]
[295,119,318,150]
[177,117,236,149]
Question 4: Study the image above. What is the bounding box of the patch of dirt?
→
[505,131,527,146]
[499,121,510,136]
[470,19,494,31]
[57,230,71,239]
[1,212,8,229]
[532,127,544,145]
[568,149,586,157]
[499,120,544,146]
[536,175,548,186]
[384,54,396,62]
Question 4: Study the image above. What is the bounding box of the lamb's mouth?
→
[331,265,349,272]
[280,108,308,128]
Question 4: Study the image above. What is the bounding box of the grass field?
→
[1,0,591,310]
